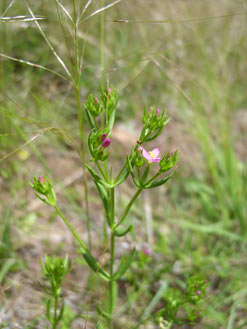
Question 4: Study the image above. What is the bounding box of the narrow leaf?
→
[81,0,122,23]
[113,248,136,280]
[81,250,110,281]
[145,171,174,189]
[86,164,113,189]
[114,225,133,237]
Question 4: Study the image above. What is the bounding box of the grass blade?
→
[81,0,122,23]
[55,0,73,22]
[24,0,72,80]
[111,12,247,24]
[0,53,68,81]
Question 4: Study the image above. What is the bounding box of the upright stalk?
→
[52,295,58,329]
[108,187,115,328]
[72,1,91,250]
[115,188,143,229]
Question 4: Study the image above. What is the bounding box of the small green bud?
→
[85,94,103,117]
[41,255,71,296]
[186,275,207,304]
[158,317,170,329]
[88,128,111,161]
[160,150,180,173]
[132,148,146,167]
[140,106,169,142]
[101,86,118,115]
[30,176,56,206]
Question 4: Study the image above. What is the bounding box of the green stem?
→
[145,171,161,185]
[108,187,115,328]
[114,188,143,229]
[53,296,58,329]
[96,161,108,181]
[73,0,91,250]
[115,161,128,182]
[54,205,87,253]
[109,232,115,311]
[110,188,115,227]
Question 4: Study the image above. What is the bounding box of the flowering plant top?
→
[138,146,161,163]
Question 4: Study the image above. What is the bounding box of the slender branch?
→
[114,187,143,229]
[96,161,108,181]
[73,0,91,250]
[115,160,128,182]
[54,205,87,252]
[108,187,115,329]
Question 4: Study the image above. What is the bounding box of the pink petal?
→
[151,148,160,158]
[138,146,151,161]
[151,158,161,162]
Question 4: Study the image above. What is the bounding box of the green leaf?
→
[108,110,115,131]
[113,225,133,237]
[85,108,94,129]
[96,307,112,320]
[86,164,113,189]
[145,171,174,189]
[95,181,111,226]
[34,192,49,205]
[145,126,163,142]
[112,248,136,280]
[127,156,141,188]
[114,169,129,187]
[81,250,110,281]
[2,223,11,248]
[57,298,65,322]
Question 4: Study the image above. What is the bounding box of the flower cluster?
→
[138,146,161,163]
[85,94,103,118]
[101,87,118,117]
[88,128,111,161]
[139,106,169,143]
[30,176,56,206]
[41,254,71,295]
[160,150,180,172]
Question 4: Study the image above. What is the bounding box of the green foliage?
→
[140,107,170,143]
[88,128,110,162]
[30,176,57,206]
[0,221,21,284]
[1,1,246,328]
[160,151,180,173]
[41,255,71,329]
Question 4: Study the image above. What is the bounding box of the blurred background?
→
[0,0,246,328]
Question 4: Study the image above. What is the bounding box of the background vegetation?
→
[0,0,246,328]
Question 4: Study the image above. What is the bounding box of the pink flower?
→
[138,146,160,163]
[101,137,111,148]
[106,88,112,96]
[143,248,151,256]
[38,176,44,183]
[94,97,98,106]
[196,290,201,295]
[156,108,161,115]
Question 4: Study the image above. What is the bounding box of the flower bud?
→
[30,176,56,206]
[88,128,111,161]
[106,87,112,96]
[160,150,180,173]
[38,176,44,183]
[101,137,111,148]
[133,148,145,167]
[85,94,103,118]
